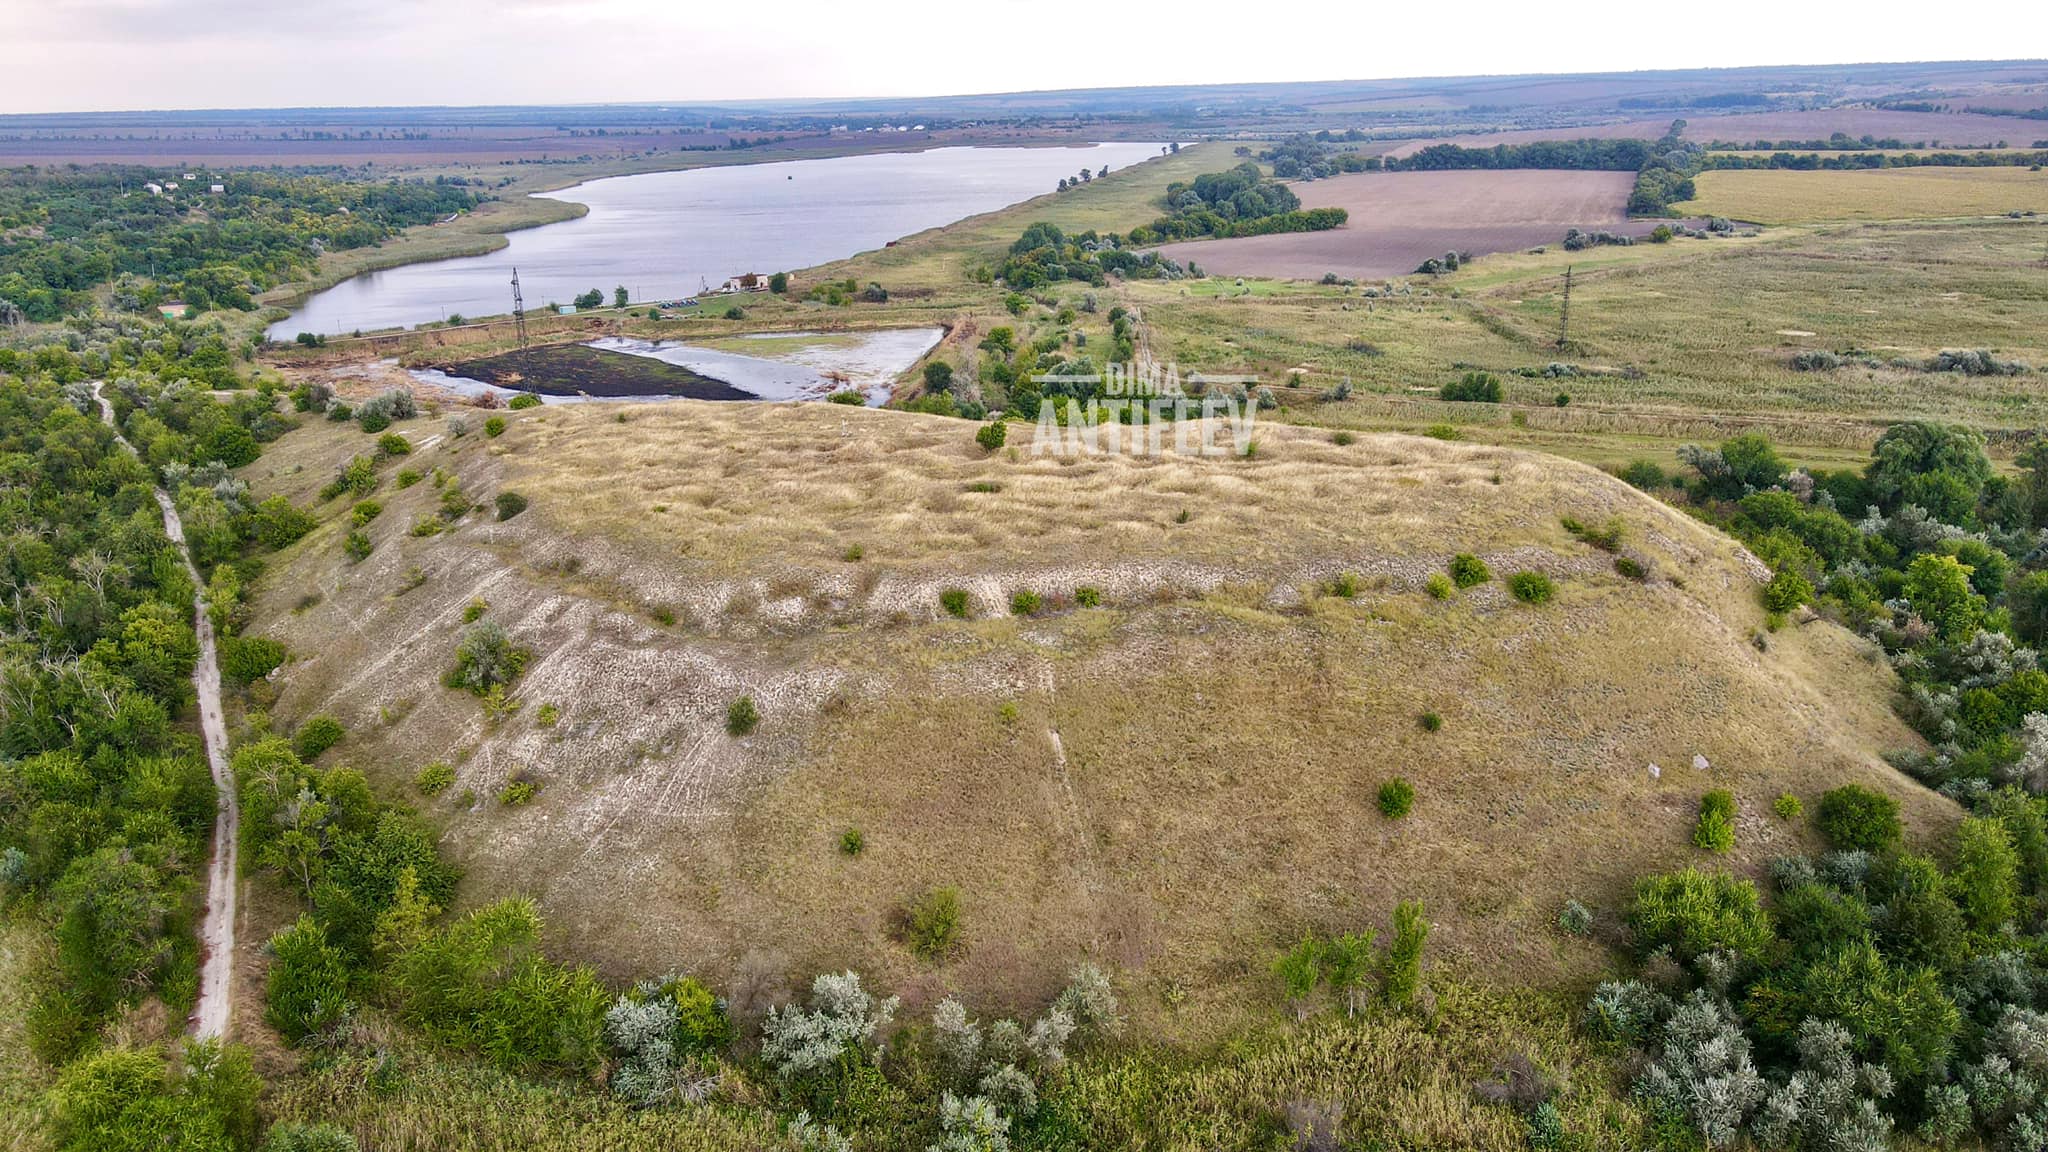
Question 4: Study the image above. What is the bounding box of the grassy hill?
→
[235,400,1945,1039]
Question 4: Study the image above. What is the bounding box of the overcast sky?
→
[1,0,2039,114]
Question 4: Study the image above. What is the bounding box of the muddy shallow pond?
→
[411,328,944,404]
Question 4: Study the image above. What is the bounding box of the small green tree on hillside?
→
[445,620,529,696]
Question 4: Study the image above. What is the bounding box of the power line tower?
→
[509,267,529,355]
[1556,265,1574,349]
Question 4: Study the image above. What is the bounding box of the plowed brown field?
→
[1153,169,1652,281]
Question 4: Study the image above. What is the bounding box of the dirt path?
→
[93,383,239,1040]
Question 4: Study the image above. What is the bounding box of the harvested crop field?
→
[1381,108,2042,159]
[1678,108,2042,147]
[1152,170,1655,281]
[1678,167,2048,224]
[1381,120,1669,159]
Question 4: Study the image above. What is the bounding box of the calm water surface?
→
[273,143,1167,338]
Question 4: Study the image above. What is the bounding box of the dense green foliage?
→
[1599,791,2048,1150]
[1128,162,1347,244]
[994,220,1192,289]
[48,1039,259,1152]
[0,167,480,321]
[1582,420,2048,1150]
[1682,422,2048,801]
[0,368,232,1058]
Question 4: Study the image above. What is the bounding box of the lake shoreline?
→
[257,136,1168,329]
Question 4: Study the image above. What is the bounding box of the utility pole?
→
[510,267,529,358]
[1556,264,1574,349]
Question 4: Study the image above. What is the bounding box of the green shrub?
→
[1816,785,1901,851]
[1619,460,1668,490]
[1378,777,1416,819]
[976,422,1007,452]
[723,305,745,320]
[940,588,971,618]
[535,703,559,728]
[726,696,759,736]
[350,500,382,527]
[409,516,443,538]
[1557,899,1594,937]
[507,393,542,410]
[415,762,456,795]
[1508,571,1555,604]
[221,635,288,686]
[483,415,506,438]
[1425,573,1454,599]
[358,408,392,433]
[1614,554,1649,581]
[321,456,377,501]
[1761,568,1814,613]
[50,1042,260,1152]
[463,598,488,623]
[1075,585,1102,607]
[1332,430,1357,446]
[1424,422,1460,441]
[1273,933,1322,1011]
[1440,371,1502,403]
[376,432,411,457]
[1419,711,1442,732]
[1627,868,1774,963]
[498,779,536,806]
[1328,572,1360,598]
[1950,815,2019,933]
[1449,553,1490,588]
[1693,789,1736,854]
[1744,938,1959,1083]
[1376,770,1425,815]
[342,530,372,562]
[446,620,528,696]
[395,468,422,489]
[1773,793,1803,821]
[840,828,866,856]
[293,715,345,761]
[1011,589,1042,616]
[1381,901,1429,1006]
[906,887,963,961]
[389,898,610,1075]
[266,915,353,1043]
[494,491,528,521]
[827,390,866,405]
[253,496,317,549]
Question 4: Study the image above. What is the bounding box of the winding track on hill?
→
[92,383,238,1040]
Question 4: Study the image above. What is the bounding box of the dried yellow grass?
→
[237,402,1946,1042]
[1679,166,2048,224]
